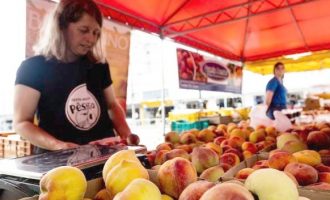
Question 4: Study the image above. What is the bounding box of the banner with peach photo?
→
[26,0,131,110]
[177,48,243,94]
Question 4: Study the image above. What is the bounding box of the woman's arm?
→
[103,85,131,139]
[13,85,78,150]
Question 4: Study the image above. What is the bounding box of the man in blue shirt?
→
[265,62,287,119]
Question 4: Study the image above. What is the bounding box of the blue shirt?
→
[266,77,287,106]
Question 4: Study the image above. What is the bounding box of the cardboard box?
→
[221,154,330,200]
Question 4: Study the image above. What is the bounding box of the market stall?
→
[2,0,330,199]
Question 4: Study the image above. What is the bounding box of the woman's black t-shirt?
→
[15,55,115,153]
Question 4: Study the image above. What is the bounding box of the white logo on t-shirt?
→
[65,84,100,130]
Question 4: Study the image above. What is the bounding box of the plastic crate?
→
[171,120,209,133]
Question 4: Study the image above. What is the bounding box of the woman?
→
[13,0,131,154]
[265,62,287,120]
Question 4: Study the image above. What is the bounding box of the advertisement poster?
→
[177,48,243,94]
[26,0,131,110]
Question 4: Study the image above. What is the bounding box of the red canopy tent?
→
[94,0,330,62]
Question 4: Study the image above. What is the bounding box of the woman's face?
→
[64,13,101,62]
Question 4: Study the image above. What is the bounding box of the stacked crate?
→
[0,132,33,158]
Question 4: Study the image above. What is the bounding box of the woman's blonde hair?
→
[34,0,105,63]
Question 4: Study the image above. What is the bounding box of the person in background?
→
[13,0,131,154]
[265,62,287,119]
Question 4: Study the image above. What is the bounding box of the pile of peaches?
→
[146,122,278,181]
[146,121,330,191]
[235,122,330,190]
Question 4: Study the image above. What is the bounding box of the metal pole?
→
[160,39,166,135]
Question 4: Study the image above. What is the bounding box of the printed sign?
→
[177,48,243,93]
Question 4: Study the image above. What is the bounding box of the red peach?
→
[235,168,255,180]
[284,162,318,186]
[220,153,240,167]
[268,151,297,170]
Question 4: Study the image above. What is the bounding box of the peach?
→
[39,166,87,200]
[229,128,246,139]
[284,171,299,186]
[161,194,174,200]
[316,122,330,130]
[163,149,190,162]
[245,168,299,200]
[204,142,222,156]
[213,136,226,146]
[294,130,309,143]
[158,157,198,199]
[94,188,113,200]
[180,132,197,144]
[154,150,170,165]
[178,180,215,200]
[241,142,258,154]
[319,149,330,166]
[321,127,330,135]
[265,126,277,137]
[265,136,276,143]
[191,147,219,174]
[235,168,255,180]
[175,144,193,153]
[252,160,269,170]
[113,178,161,200]
[269,149,287,157]
[227,136,245,149]
[105,160,149,196]
[207,125,217,132]
[276,133,300,149]
[216,124,227,133]
[198,129,216,143]
[102,150,141,181]
[220,152,240,167]
[200,182,254,200]
[293,150,321,166]
[307,131,330,150]
[199,165,225,182]
[156,143,173,151]
[224,148,243,161]
[220,139,230,149]
[249,130,265,143]
[284,162,318,186]
[314,163,330,172]
[146,150,157,167]
[165,131,180,144]
[213,129,226,137]
[220,163,232,172]
[227,123,238,134]
[189,129,200,137]
[126,133,140,145]
[281,140,307,154]
[318,172,330,184]
[268,151,297,170]
[243,150,254,160]
[221,144,232,153]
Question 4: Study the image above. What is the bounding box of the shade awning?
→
[94,0,330,62]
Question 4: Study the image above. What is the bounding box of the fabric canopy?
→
[245,50,330,74]
[94,0,330,62]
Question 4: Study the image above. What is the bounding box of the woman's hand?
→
[89,136,121,146]
[53,141,79,150]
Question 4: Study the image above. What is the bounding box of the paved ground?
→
[128,121,170,150]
